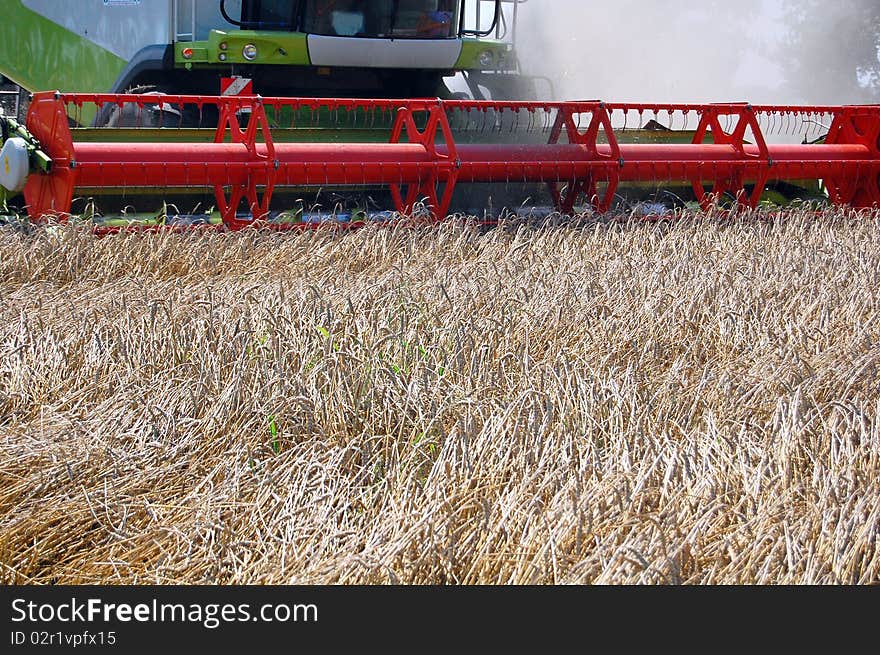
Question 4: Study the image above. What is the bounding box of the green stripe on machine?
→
[0,1,126,95]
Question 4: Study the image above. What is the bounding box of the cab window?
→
[301,1,459,38]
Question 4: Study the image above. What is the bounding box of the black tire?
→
[93,86,218,128]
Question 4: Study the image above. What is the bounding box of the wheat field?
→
[1,210,878,584]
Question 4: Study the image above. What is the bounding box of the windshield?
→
[302,1,461,38]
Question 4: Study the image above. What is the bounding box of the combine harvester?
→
[0,0,878,231]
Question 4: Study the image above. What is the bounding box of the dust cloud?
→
[511,0,860,104]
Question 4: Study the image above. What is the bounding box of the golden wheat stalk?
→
[1,210,878,584]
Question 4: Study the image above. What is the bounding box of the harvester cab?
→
[0,0,533,115]
[211,0,536,100]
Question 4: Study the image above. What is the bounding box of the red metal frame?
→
[546,103,621,214]
[22,92,880,229]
